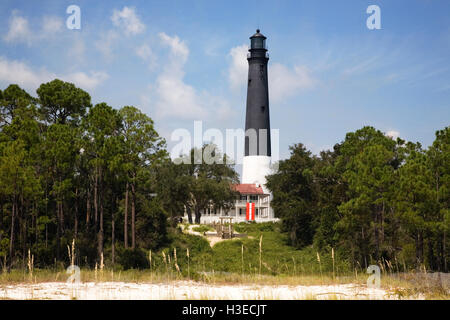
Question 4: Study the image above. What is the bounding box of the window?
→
[250,195,258,201]
[240,195,247,201]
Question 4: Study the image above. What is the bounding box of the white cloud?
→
[386,130,400,140]
[143,33,233,121]
[153,74,209,119]
[135,44,157,70]
[204,38,223,57]
[3,13,32,45]
[41,16,64,36]
[111,6,145,36]
[270,63,316,102]
[0,56,108,92]
[136,44,152,60]
[95,30,119,60]
[159,32,189,64]
[228,44,248,91]
[3,12,64,45]
[68,36,86,63]
[0,56,50,89]
[64,71,109,90]
[153,33,206,119]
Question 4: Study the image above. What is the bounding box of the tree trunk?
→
[194,206,201,224]
[186,206,193,224]
[56,201,61,261]
[21,196,25,269]
[0,226,2,272]
[34,201,38,245]
[381,201,385,244]
[0,201,3,271]
[97,187,104,260]
[437,235,443,272]
[112,196,116,265]
[94,168,98,225]
[74,188,78,238]
[60,201,65,233]
[428,236,435,270]
[444,232,447,272]
[131,183,136,249]
[45,223,48,249]
[86,185,91,228]
[124,182,129,248]
[419,232,424,267]
[8,200,16,272]
[416,232,424,268]
[374,211,380,262]
[415,233,420,267]
[361,226,367,268]
[0,201,3,241]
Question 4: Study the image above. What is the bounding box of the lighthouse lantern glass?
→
[251,38,266,49]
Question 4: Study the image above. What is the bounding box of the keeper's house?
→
[196,183,277,224]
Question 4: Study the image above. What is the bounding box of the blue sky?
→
[1,0,449,168]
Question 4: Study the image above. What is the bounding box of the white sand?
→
[0,281,422,300]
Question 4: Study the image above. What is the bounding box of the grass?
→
[0,266,413,287]
[208,222,350,276]
[0,222,448,300]
[192,225,214,233]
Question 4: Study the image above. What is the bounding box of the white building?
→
[193,184,277,224]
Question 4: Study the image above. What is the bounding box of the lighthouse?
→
[242,29,272,193]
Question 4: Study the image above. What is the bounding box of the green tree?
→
[82,103,122,260]
[266,144,317,248]
[0,84,35,128]
[174,145,239,224]
[427,127,449,271]
[37,79,91,125]
[312,148,345,250]
[334,127,401,267]
[0,81,174,269]
[41,124,79,260]
[0,85,42,270]
[395,142,435,268]
[154,159,190,221]
[0,140,40,271]
[118,106,166,249]
[338,143,397,265]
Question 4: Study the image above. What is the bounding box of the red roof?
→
[232,183,265,195]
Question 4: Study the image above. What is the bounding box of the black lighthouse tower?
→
[245,29,271,157]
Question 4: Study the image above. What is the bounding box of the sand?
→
[0,281,422,300]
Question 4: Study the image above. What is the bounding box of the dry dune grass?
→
[0,280,403,300]
[0,269,448,300]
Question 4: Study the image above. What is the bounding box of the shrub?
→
[117,248,148,270]
[192,225,213,233]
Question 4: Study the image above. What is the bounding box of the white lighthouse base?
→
[242,155,272,193]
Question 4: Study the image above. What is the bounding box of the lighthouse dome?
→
[250,29,266,49]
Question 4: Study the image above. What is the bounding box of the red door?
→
[246,202,255,221]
